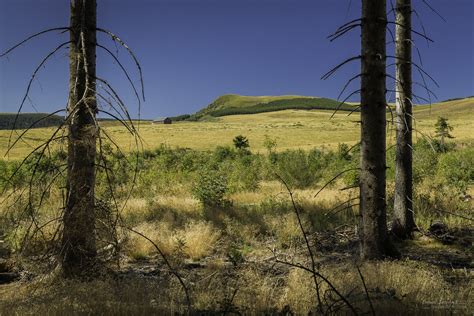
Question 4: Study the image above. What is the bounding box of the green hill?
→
[193,94,356,119]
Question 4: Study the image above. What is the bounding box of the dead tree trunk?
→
[359,0,397,259]
[392,0,415,239]
[61,0,98,277]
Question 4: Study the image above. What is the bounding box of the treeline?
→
[0,113,64,130]
[203,97,356,118]
[169,114,192,121]
[441,96,474,103]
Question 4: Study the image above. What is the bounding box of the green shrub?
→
[193,169,231,207]
[233,135,249,151]
[214,146,236,162]
[275,149,321,189]
[436,148,474,191]
[413,139,439,183]
[226,154,261,192]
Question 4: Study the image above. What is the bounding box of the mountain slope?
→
[194,94,355,118]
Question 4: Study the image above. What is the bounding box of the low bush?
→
[193,169,231,208]
[436,148,474,191]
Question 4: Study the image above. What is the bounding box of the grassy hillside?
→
[1,97,472,160]
[197,94,306,114]
[194,94,355,118]
[413,96,474,118]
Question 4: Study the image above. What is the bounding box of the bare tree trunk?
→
[359,0,397,259]
[392,0,415,239]
[61,0,98,278]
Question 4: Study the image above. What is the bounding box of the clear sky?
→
[0,0,472,119]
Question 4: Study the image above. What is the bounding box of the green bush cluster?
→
[193,169,231,207]
[3,137,472,208]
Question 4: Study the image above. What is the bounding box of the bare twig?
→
[321,56,361,80]
[0,27,69,57]
[356,265,375,315]
[126,226,192,311]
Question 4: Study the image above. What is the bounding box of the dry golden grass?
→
[179,221,220,260]
[2,97,472,160]
[0,259,470,315]
[126,221,176,259]
[125,220,219,260]
[281,261,473,315]
[0,99,471,314]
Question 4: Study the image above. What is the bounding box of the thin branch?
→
[0,27,69,57]
[97,43,142,107]
[6,41,71,150]
[324,197,360,217]
[356,265,375,316]
[337,74,363,101]
[313,168,360,199]
[386,55,440,88]
[125,226,192,311]
[421,0,447,22]
[274,258,358,315]
[5,109,65,156]
[412,9,431,46]
[96,27,145,103]
[275,173,324,314]
[321,56,361,80]
[331,90,361,119]
[328,24,361,42]
[386,21,434,42]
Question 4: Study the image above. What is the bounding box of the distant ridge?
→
[0,113,64,130]
[192,94,356,119]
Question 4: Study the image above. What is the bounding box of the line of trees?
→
[0,113,64,130]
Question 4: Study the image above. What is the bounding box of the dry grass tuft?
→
[125,221,175,259]
[125,220,220,260]
[179,221,220,260]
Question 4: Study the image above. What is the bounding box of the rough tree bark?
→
[392,0,415,239]
[359,0,397,259]
[61,0,98,278]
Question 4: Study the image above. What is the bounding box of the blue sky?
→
[0,0,472,119]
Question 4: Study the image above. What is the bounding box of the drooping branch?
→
[6,41,71,149]
[386,55,440,87]
[337,73,364,101]
[0,27,69,57]
[328,23,362,42]
[321,56,361,80]
[96,27,145,102]
[275,173,324,314]
[386,21,434,42]
[97,43,142,108]
[331,89,361,119]
[421,0,447,23]
[125,226,192,311]
[313,168,360,199]
[412,9,431,46]
[4,109,66,156]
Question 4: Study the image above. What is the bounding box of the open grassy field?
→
[1,97,472,160]
[1,98,472,314]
